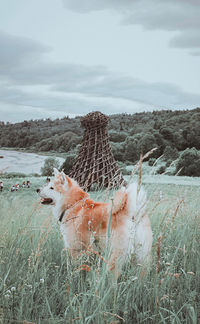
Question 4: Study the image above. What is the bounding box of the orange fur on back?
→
[58,179,129,236]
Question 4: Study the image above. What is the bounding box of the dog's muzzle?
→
[36,189,54,205]
[40,198,53,205]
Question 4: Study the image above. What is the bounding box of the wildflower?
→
[77,264,91,272]
[6,290,11,295]
[160,295,170,301]
[40,278,44,284]
[11,286,16,292]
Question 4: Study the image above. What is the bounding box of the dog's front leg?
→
[108,240,128,279]
[67,233,91,260]
[69,245,84,259]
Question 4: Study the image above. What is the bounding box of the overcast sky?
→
[0,0,200,122]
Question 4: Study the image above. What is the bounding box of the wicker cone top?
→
[69,111,126,190]
[81,111,109,129]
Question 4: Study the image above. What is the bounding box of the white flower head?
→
[11,286,16,292]
[27,284,32,289]
[40,278,45,284]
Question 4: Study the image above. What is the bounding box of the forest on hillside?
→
[1,108,200,176]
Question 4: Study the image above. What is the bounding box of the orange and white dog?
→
[37,169,152,277]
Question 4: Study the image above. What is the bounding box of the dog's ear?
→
[59,171,72,186]
[53,168,59,177]
[60,171,66,185]
[65,175,72,187]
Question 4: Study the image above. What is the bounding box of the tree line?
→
[1,108,200,176]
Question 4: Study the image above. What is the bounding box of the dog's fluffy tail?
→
[126,183,147,221]
[111,183,146,221]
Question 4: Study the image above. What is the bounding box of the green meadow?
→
[0,176,199,323]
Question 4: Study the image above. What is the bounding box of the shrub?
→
[148,158,156,166]
[156,165,166,174]
[108,131,127,143]
[163,146,179,161]
[165,160,173,167]
[176,148,200,176]
[137,133,157,158]
[41,157,60,176]
[124,136,139,163]
[61,154,76,175]
[110,142,125,162]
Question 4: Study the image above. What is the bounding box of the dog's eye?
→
[50,187,54,190]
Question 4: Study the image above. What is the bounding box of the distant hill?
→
[1,108,200,164]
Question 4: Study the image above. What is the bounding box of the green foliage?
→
[137,133,157,156]
[176,148,200,176]
[110,142,125,162]
[1,108,200,171]
[124,136,139,162]
[163,145,179,161]
[124,133,158,163]
[148,158,156,166]
[165,159,173,167]
[41,157,60,176]
[160,126,174,141]
[61,153,76,175]
[108,130,127,143]
[156,165,166,174]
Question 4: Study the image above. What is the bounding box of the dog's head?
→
[37,168,73,206]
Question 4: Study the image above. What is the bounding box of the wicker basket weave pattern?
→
[69,111,125,190]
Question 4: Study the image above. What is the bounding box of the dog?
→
[37,168,152,277]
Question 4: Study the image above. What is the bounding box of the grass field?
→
[0,176,199,323]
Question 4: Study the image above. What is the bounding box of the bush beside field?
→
[0,177,199,323]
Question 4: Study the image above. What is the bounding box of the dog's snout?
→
[36,188,40,193]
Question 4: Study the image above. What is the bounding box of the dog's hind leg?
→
[134,215,153,265]
[107,229,130,279]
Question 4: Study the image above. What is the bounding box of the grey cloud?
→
[62,0,129,13]
[0,102,77,123]
[169,31,200,48]
[123,1,200,31]
[0,31,199,122]
[63,0,200,12]
[7,62,109,86]
[0,30,50,74]
[63,0,200,53]
[54,74,200,107]
[0,32,108,85]
[190,51,200,56]
[0,86,95,121]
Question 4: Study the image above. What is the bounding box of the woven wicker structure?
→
[69,111,125,190]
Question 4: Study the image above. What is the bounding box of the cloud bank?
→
[0,30,199,122]
[63,0,200,55]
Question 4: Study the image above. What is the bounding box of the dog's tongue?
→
[41,198,53,205]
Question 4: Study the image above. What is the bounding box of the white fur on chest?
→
[60,223,71,248]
